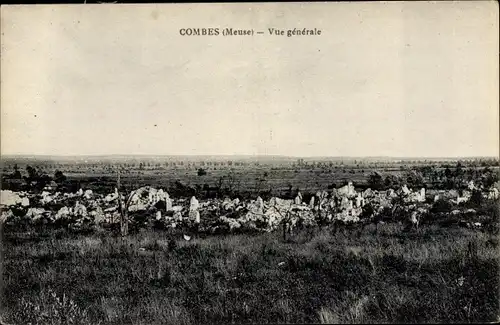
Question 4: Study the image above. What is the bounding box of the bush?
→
[431,199,453,214]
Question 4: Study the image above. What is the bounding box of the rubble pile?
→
[1,179,498,233]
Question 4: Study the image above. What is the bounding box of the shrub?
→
[431,198,453,214]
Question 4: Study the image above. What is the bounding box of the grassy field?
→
[62,166,396,198]
[2,223,499,324]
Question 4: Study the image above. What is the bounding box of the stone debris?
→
[25,207,46,220]
[128,187,170,212]
[40,191,54,205]
[55,206,71,220]
[219,215,241,231]
[455,191,472,205]
[165,194,173,211]
[1,190,30,207]
[104,192,119,203]
[90,206,105,224]
[256,197,264,212]
[265,206,283,231]
[401,185,411,196]
[84,190,93,200]
[189,196,199,211]
[222,198,234,211]
[410,211,419,227]
[404,187,426,203]
[189,196,200,223]
[338,182,357,198]
[74,201,88,217]
[1,209,14,223]
[295,192,302,205]
[2,181,497,233]
[487,188,499,200]
[173,210,183,221]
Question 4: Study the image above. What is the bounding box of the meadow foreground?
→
[2,223,499,324]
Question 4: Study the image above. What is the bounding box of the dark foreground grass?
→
[1,224,499,324]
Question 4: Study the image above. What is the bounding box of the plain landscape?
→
[1,155,499,324]
[1,3,498,324]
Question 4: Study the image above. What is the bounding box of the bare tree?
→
[116,171,138,237]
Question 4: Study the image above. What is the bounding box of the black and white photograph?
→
[0,2,499,324]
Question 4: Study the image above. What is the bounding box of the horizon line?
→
[1,153,499,160]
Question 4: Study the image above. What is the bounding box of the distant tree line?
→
[2,164,68,192]
[367,162,499,190]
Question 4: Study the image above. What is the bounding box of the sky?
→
[1,2,498,158]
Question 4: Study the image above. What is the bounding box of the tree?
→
[54,170,67,183]
[368,172,383,190]
[11,164,22,179]
[197,168,207,176]
[24,166,52,190]
[26,166,38,181]
[116,172,140,237]
[384,174,402,189]
[405,170,424,188]
[481,167,499,189]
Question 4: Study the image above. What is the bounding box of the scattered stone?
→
[74,201,88,217]
[256,197,264,211]
[1,190,29,207]
[55,206,71,220]
[295,192,302,205]
[90,206,105,224]
[189,196,200,223]
[220,216,241,230]
[165,194,173,211]
[309,196,315,208]
[84,190,93,200]
[3,174,497,234]
[338,182,356,198]
[25,207,46,220]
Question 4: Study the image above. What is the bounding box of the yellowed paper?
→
[1,4,500,325]
[1,2,498,158]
